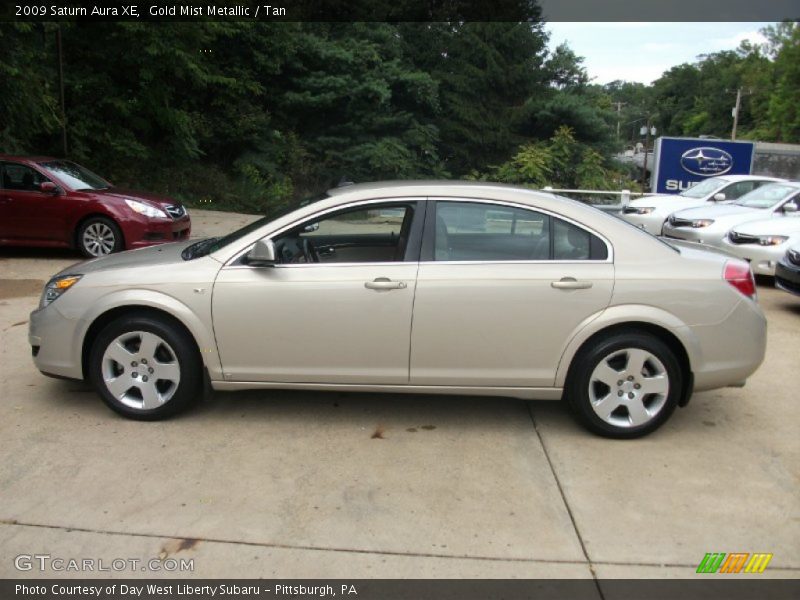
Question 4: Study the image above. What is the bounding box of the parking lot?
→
[0,209,798,581]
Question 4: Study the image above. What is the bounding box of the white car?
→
[621,175,782,235]
[721,217,800,276]
[776,244,800,296]
[662,182,800,248]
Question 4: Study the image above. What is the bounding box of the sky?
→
[546,22,774,84]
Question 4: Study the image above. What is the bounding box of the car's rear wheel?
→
[88,314,202,420]
[78,216,123,257]
[565,332,682,438]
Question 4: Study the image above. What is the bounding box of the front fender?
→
[73,288,222,379]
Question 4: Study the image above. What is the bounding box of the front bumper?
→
[662,223,725,247]
[29,303,86,380]
[720,238,785,276]
[620,211,664,236]
[775,259,800,296]
[127,215,191,250]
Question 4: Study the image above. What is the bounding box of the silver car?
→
[662,181,800,247]
[621,175,782,235]
[721,217,800,276]
[29,182,767,438]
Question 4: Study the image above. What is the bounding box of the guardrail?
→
[541,186,656,213]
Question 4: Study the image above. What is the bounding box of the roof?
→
[326,179,544,196]
[0,154,61,163]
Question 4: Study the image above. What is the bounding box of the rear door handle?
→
[551,277,593,290]
[365,277,407,290]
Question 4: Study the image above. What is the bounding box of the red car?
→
[0,155,191,257]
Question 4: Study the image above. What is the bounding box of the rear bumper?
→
[688,298,767,392]
[775,259,800,296]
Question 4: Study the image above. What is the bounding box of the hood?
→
[672,204,760,220]
[89,187,180,210]
[61,240,197,276]
[731,216,800,237]
[628,194,708,210]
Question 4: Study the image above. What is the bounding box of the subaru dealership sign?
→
[651,137,755,194]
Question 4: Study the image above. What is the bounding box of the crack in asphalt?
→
[526,402,606,600]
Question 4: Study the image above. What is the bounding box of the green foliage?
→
[486,126,629,191]
[0,24,61,151]
[10,19,797,214]
[626,22,800,144]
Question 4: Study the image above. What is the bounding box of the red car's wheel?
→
[77,216,123,257]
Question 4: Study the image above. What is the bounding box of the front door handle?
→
[365,277,407,290]
[551,277,593,290]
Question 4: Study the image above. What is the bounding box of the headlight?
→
[633,207,655,215]
[125,199,167,218]
[758,235,789,246]
[692,219,714,228]
[40,274,82,308]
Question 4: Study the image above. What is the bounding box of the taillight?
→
[724,260,756,299]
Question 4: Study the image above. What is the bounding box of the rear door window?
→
[432,201,608,261]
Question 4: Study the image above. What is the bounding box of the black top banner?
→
[2,0,799,22]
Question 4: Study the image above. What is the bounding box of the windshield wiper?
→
[181,237,219,260]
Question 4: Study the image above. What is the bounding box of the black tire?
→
[77,216,124,257]
[565,331,683,439]
[88,314,202,420]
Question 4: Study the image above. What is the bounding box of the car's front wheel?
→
[565,332,682,438]
[88,314,202,420]
[78,216,123,257]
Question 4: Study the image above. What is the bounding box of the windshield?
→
[735,184,797,209]
[38,160,110,191]
[182,193,329,260]
[679,178,728,199]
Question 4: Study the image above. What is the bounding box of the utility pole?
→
[614,101,626,140]
[731,88,742,141]
[641,118,650,187]
[56,24,68,156]
[727,87,754,141]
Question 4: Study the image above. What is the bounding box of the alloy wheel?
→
[82,222,116,256]
[587,348,670,428]
[101,331,181,410]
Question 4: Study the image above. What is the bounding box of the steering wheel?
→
[302,238,319,263]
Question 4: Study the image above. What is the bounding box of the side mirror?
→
[246,239,276,266]
[40,182,62,195]
[303,222,319,233]
[712,192,726,202]
[782,203,798,214]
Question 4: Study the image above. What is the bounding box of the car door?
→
[409,199,614,388]
[212,199,423,384]
[0,161,66,242]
